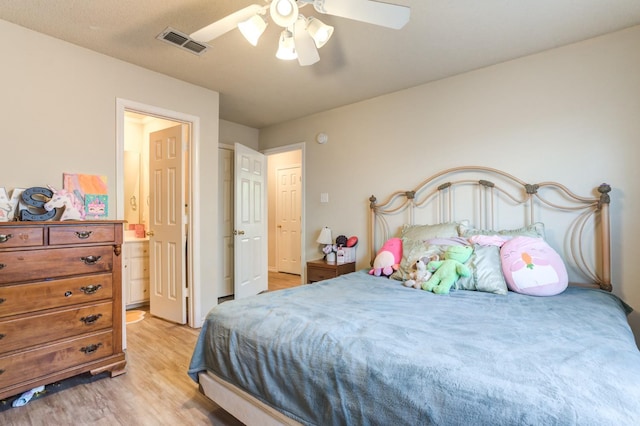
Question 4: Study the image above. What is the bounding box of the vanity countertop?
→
[124,229,149,242]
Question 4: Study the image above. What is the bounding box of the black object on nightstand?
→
[307,259,356,283]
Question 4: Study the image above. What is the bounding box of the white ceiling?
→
[2,0,640,129]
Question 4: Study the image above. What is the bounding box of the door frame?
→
[264,142,306,283]
[116,98,201,329]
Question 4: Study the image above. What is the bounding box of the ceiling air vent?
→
[156,27,210,56]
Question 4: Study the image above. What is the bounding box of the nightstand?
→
[307,259,356,283]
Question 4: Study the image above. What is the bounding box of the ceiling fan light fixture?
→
[270,0,299,28]
[306,16,334,48]
[276,29,297,60]
[238,14,268,46]
[294,17,320,66]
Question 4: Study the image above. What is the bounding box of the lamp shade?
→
[238,14,268,46]
[306,17,334,49]
[316,227,333,245]
[276,29,297,60]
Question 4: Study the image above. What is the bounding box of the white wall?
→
[219,119,259,150]
[259,25,640,343]
[0,19,220,323]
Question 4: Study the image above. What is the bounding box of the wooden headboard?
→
[369,166,612,291]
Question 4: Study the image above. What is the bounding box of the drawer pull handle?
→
[80,255,102,265]
[0,369,4,375]
[80,343,102,354]
[0,234,12,243]
[80,285,102,295]
[0,264,5,270]
[0,333,5,340]
[0,298,6,304]
[80,314,103,325]
[75,230,93,239]
[64,291,73,297]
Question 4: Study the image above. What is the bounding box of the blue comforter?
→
[188,270,640,425]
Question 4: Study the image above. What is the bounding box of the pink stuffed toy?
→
[369,237,403,277]
[500,236,568,296]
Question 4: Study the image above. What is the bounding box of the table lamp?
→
[316,226,335,262]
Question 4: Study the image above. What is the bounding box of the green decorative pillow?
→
[456,244,508,295]
[400,222,463,241]
[458,222,545,239]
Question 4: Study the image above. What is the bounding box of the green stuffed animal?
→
[422,245,473,294]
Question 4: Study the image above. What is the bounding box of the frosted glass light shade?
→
[316,227,333,245]
[306,17,334,48]
[238,14,268,46]
[276,30,297,60]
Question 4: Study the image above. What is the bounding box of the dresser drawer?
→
[0,273,113,318]
[307,260,356,283]
[0,227,44,249]
[48,224,116,245]
[307,267,337,282]
[0,302,113,354]
[0,330,114,389]
[0,245,113,284]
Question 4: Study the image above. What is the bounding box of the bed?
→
[188,166,640,425]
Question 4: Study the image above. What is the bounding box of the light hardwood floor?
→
[0,273,301,426]
[267,271,302,291]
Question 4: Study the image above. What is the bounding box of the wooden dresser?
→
[0,221,126,401]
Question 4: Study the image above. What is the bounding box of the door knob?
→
[146,230,155,237]
[233,230,245,235]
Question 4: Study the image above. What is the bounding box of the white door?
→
[276,165,302,274]
[148,124,187,323]
[234,143,268,299]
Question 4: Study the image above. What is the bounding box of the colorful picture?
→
[63,173,108,217]
[85,194,108,219]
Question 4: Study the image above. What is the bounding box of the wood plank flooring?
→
[267,271,302,291]
[0,273,301,426]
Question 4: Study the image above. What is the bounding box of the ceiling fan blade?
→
[294,20,320,66]
[313,0,410,30]
[190,4,265,42]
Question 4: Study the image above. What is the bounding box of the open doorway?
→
[266,143,306,288]
[217,143,305,301]
[116,99,201,346]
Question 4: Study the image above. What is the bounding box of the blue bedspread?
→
[188,270,640,425]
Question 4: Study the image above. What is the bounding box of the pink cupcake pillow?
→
[500,236,568,296]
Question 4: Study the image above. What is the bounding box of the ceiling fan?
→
[189,0,411,66]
